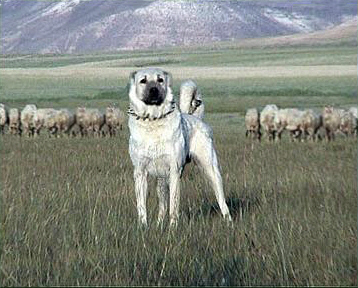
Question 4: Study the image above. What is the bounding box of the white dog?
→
[128,68,232,228]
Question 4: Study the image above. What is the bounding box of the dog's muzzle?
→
[142,83,165,106]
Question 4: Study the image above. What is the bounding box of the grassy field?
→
[0,39,357,286]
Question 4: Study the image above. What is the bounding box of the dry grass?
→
[0,117,356,286]
[1,65,356,80]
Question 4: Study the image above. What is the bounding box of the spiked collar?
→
[127,101,176,121]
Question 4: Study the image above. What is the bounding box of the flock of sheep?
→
[1,78,356,143]
[0,79,204,139]
[0,103,126,137]
[245,104,358,141]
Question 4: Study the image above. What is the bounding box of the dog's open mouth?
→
[143,84,165,106]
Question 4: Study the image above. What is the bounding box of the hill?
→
[1,0,356,54]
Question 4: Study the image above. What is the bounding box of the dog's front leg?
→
[134,167,148,227]
[169,168,181,228]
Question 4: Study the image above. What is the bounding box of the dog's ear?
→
[129,70,137,84]
[164,71,173,88]
[127,70,137,93]
[192,87,197,99]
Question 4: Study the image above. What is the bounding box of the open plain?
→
[0,34,357,285]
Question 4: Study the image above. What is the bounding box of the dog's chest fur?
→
[128,110,188,177]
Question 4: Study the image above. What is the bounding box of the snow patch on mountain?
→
[41,0,82,17]
[263,8,315,32]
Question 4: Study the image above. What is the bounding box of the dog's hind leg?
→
[134,167,148,227]
[190,133,232,222]
[156,177,169,227]
[169,169,181,228]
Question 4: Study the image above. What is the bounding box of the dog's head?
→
[128,68,174,120]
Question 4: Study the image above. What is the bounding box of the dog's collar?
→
[127,102,176,121]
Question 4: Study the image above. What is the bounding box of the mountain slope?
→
[1,0,357,54]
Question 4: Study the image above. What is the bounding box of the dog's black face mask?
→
[142,81,166,106]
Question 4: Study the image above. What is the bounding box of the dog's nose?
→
[149,87,159,99]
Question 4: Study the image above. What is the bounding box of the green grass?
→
[1,43,356,68]
[0,75,356,110]
[0,124,356,286]
[0,41,357,286]
[0,42,356,107]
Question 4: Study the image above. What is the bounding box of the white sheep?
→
[105,106,125,136]
[0,103,9,134]
[76,107,89,136]
[322,106,342,141]
[9,108,21,136]
[348,107,358,136]
[56,109,76,136]
[245,108,261,141]
[340,110,357,137]
[300,109,322,141]
[21,104,37,137]
[76,107,105,137]
[348,107,357,118]
[274,108,304,141]
[260,104,279,141]
[33,108,58,136]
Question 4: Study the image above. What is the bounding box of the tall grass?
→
[0,121,356,286]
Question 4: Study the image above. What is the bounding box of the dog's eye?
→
[140,78,147,84]
[157,77,164,84]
